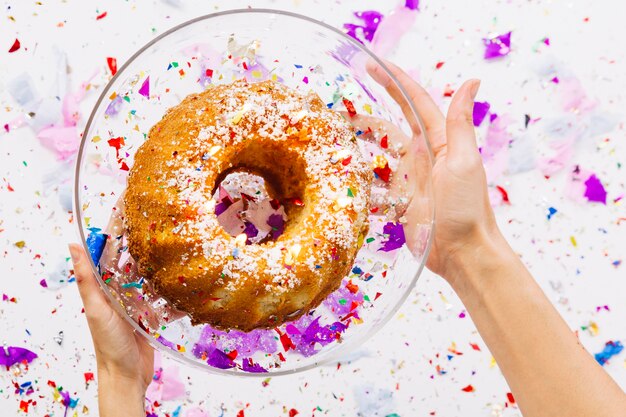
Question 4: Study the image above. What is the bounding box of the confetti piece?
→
[405,0,419,10]
[461,384,475,392]
[86,228,108,266]
[483,32,511,59]
[342,98,357,117]
[343,10,384,43]
[583,174,607,204]
[8,38,20,53]
[547,207,557,220]
[379,222,406,252]
[0,346,37,368]
[473,101,490,126]
[138,76,150,98]
[495,185,511,204]
[106,57,118,76]
[594,341,623,366]
[96,11,107,20]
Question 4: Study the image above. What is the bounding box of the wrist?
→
[98,366,148,396]
[444,227,517,296]
[98,368,147,417]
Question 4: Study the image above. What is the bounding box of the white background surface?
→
[1,0,624,416]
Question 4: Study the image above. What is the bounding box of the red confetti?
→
[289,409,299,417]
[342,98,357,117]
[96,11,107,20]
[461,385,475,392]
[345,281,359,294]
[108,136,124,157]
[242,62,248,70]
[106,57,117,76]
[435,61,445,69]
[443,85,455,97]
[342,155,352,166]
[205,68,214,77]
[84,372,94,384]
[506,392,515,404]
[277,330,296,351]
[237,411,245,417]
[374,292,382,301]
[20,400,29,413]
[470,343,481,351]
[495,185,511,204]
[373,163,391,182]
[8,38,20,53]
[7,183,15,192]
[226,349,238,360]
[380,134,388,149]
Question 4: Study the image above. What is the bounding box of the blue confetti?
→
[547,207,557,220]
[86,227,108,266]
[594,340,623,365]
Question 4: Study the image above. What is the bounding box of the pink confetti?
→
[37,126,80,161]
[370,5,418,57]
[138,76,150,98]
[185,408,210,417]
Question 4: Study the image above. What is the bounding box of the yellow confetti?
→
[91,135,101,143]
[109,91,117,100]
[489,356,497,368]
[570,236,577,247]
[363,103,372,114]
[251,70,263,79]
[14,241,25,248]
[373,154,388,169]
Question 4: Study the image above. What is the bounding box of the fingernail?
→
[68,244,82,265]
[469,79,481,100]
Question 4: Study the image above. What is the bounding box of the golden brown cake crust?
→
[124,80,371,332]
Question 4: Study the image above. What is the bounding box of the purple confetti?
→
[206,349,235,369]
[241,358,268,373]
[138,76,150,98]
[584,174,607,204]
[483,32,512,59]
[379,222,406,252]
[267,213,285,240]
[243,221,259,242]
[0,346,38,368]
[473,101,491,126]
[104,95,124,116]
[214,198,232,216]
[344,10,384,43]
[405,0,419,10]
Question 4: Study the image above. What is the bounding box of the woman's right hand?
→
[367,61,506,287]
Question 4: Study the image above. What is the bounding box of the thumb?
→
[69,243,109,316]
[445,79,481,162]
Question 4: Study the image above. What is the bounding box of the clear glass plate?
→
[75,9,434,376]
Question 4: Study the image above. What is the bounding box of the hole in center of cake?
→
[212,169,288,245]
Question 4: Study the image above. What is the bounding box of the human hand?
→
[367,61,506,286]
[69,242,154,416]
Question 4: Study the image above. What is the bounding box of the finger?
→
[366,59,446,157]
[69,243,110,314]
[445,79,481,161]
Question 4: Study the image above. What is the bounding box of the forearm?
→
[449,232,626,417]
[98,369,146,417]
